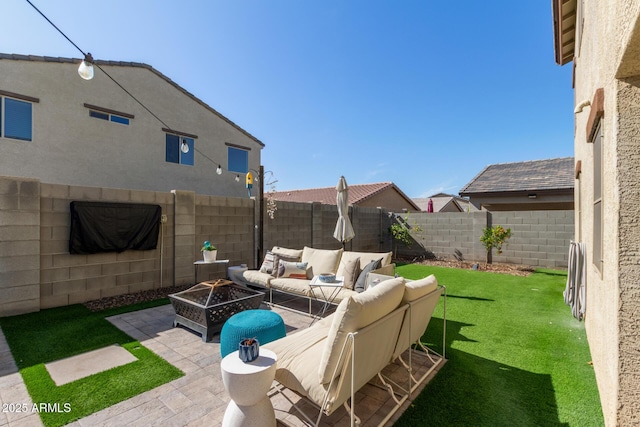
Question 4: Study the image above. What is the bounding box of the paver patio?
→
[0,300,443,427]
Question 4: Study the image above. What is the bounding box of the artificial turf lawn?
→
[393,265,604,427]
[0,302,183,427]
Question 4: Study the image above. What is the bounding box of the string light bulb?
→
[78,53,94,80]
[235,175,240,182]
[180,139,189,153]
[216,165,222,175]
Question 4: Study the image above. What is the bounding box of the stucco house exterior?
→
[272,182,421,212]
[413,193,478,212]
[0,54,263,197]
[459,157,575,211]
[553,1,640,425]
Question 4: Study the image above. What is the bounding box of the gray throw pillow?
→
[354,258,382,293]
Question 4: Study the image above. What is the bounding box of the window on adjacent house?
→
[85,104,132,125]
[228,146,248,173]
[1,96,33,141]
[593,122,602,274]
[165,133,194,166]
[89,110,130,125]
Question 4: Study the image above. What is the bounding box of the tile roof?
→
[413,194,478,212]
[0,53,264,147]
[459,157,575,195]
[272,182,420,210]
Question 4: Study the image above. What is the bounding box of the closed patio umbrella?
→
[333,176,355,248]
[427,198,434,213]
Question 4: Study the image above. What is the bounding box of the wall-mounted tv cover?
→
[69,201,162,254]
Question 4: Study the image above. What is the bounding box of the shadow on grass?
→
[535,268,568,277]
[447,294,495,302]
[397,318,569,427]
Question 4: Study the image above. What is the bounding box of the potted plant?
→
[201,240,217,262]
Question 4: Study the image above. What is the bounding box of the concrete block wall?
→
[0,177,40,316]
[492,210,574,268]
[39,184,174,311]
[263,202,390,254]
[396,210,574,268]
[263,201,313,257]
[398,212,488,261]
[194,195,255,281]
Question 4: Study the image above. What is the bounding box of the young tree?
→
[480,225,512,264]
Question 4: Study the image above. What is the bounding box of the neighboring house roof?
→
[459,157,575,196]
[0,53,264,147]
[272,182,421,211]
[414,194,478,212]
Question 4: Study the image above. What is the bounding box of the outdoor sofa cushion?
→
[272,246,303,260]
[318,276,405,384]
[335,251,393,277]
[242,270,273,288]
[402,274,438,304]
[301,247,343,278]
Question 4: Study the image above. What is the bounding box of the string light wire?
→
[24,0,236,176]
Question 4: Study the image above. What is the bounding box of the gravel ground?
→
[84,283,192,312]
[398,257,537,277]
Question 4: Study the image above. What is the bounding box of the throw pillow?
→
[259,251,279,276]
[342,257,360,290]
[277,260,309,279]
[354,258,382,293]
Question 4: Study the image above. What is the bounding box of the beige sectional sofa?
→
[265,273,445,427]
[238,246,395,314]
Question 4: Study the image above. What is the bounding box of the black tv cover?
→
[69,201,161,254]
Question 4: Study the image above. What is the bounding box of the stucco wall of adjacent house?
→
[572,1,640,425]
[0,59,262,198]
[356,189,418,212]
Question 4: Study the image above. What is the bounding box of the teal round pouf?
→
[220,310,286,358]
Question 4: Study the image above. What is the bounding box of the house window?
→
[593,122,602,274]
[165,133,194,166]
[1,96,34,141]
[89,110,130,125]
[84,103,133,126]
[228,146,248,173]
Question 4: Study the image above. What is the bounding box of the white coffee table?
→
[221,348,277,427]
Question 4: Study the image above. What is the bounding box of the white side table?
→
[309,276,345,321]
[194,259,229,283]
[221,348,277,427]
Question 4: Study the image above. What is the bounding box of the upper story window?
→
[0,90,39,141]
[164,129,197,166]
[227,143,249,173]
[84,103,133,126]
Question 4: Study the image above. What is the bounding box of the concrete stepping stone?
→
[45,344,137,386]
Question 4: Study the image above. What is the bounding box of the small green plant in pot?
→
[201,240,217,262]
[480,225,512,264]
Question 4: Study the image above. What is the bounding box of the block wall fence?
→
[0,176,573,316]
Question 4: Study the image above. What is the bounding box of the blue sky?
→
[3,0,573,198]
